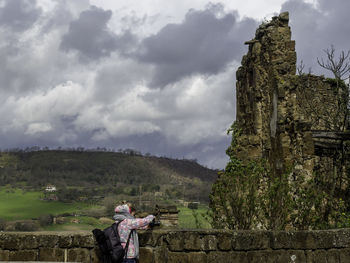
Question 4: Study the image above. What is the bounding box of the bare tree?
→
[317,45,350,81]
[297,60,305,75]
[317,46,350,214]
[317,45,350,131]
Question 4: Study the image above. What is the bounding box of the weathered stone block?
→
[9,249,38,261]
[153,246,168,263]
[310,250,328,263]
[312,231,338,249]
[37,234,59,248]
[0,249,9,261]
[271,231,317,250]
[183,232,201,251]
[22,235,39,249]
[39,247,65,261]
[218,233,232,251]
[339,248,350,263]
[90,248,102,263]
[58,234,73,247]
[72,233,95,248]
[233,231,270,251]
[325,249,341,263]
[67,248,90,262]
[139,247,154,263]
[275,250,306,262]
[285,40,295,51]
[200,235,217,251]
[165,232,184,251]
[0,233,21,250]
[188,252,207,263]
[279,12,289,22]
[278,84,286,98]
[246,250,305,263]
[139,230,163,247]
[208,251,240,262]
[308,248,345,263]
[246,251,276,263]
[332,229,350,248]
[167,252,188,263]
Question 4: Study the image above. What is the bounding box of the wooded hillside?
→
[0,150,218,203]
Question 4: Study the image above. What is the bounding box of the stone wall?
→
[1,229,350,262]
[235,12,346,179]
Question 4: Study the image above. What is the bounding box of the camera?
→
[149,218,161,228]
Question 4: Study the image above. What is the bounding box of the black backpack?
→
[92,222,134,263]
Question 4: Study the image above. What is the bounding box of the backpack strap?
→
[112,221,135,259]
[124,229,135,259]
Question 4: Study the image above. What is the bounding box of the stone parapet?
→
[1,229,350,262]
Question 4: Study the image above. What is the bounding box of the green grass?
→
[0,188,91,220]
[178,205,212,229]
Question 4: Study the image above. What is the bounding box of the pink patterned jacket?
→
[113,204,154,259]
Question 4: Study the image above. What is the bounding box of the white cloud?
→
[91,0,289,23]
[25,122,52,135]
[3,81,89,131]
[100,120,160,139]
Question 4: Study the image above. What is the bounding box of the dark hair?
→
[127,202,136,213]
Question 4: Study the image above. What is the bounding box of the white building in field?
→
[45,185,57,192]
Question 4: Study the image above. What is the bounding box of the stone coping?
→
[1,228,350,251]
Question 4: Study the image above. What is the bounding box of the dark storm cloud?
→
[109,132,229,169]
[93,58,151,103]
[0,42,40,94]
[60,6,137,60]
[281,0,350,75]
[136,4,258,87]
[0,0,42,32]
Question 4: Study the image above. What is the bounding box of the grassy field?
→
[0,187,212,230]
[177,205,212,229]
[0,188,91,220]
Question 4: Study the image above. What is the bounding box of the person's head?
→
[115,202,136,216]
[127,202,136,216]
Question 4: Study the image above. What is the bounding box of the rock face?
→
[235,12,347,179]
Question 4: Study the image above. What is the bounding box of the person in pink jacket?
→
[113,203,154,263]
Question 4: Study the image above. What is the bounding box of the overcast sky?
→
[0,0,348,169]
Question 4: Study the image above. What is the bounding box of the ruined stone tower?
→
[234,12,348,180]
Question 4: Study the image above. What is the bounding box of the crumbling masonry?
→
[234,12,349,190]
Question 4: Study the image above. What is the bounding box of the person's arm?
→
[125,215,155,230]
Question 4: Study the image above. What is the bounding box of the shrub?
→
[14,220,40,231]
[55,217,66,224]
[39,214,54,226]
[85,207,106,218]
[103,196,118,217]
[0,218,6,230]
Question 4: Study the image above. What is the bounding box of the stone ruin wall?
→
[2,229,350,262]
[235,12,345,179]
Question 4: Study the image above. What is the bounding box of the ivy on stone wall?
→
[209,122,347,230]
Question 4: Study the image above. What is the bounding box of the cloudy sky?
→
[0,0,348,169]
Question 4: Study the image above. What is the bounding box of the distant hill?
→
[0,150,219,203]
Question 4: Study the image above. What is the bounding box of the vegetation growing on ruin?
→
[209,122,348,230]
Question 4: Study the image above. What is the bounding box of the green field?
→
[0,187,212,230]
[178,206,212,229]
[0,188,91,220]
